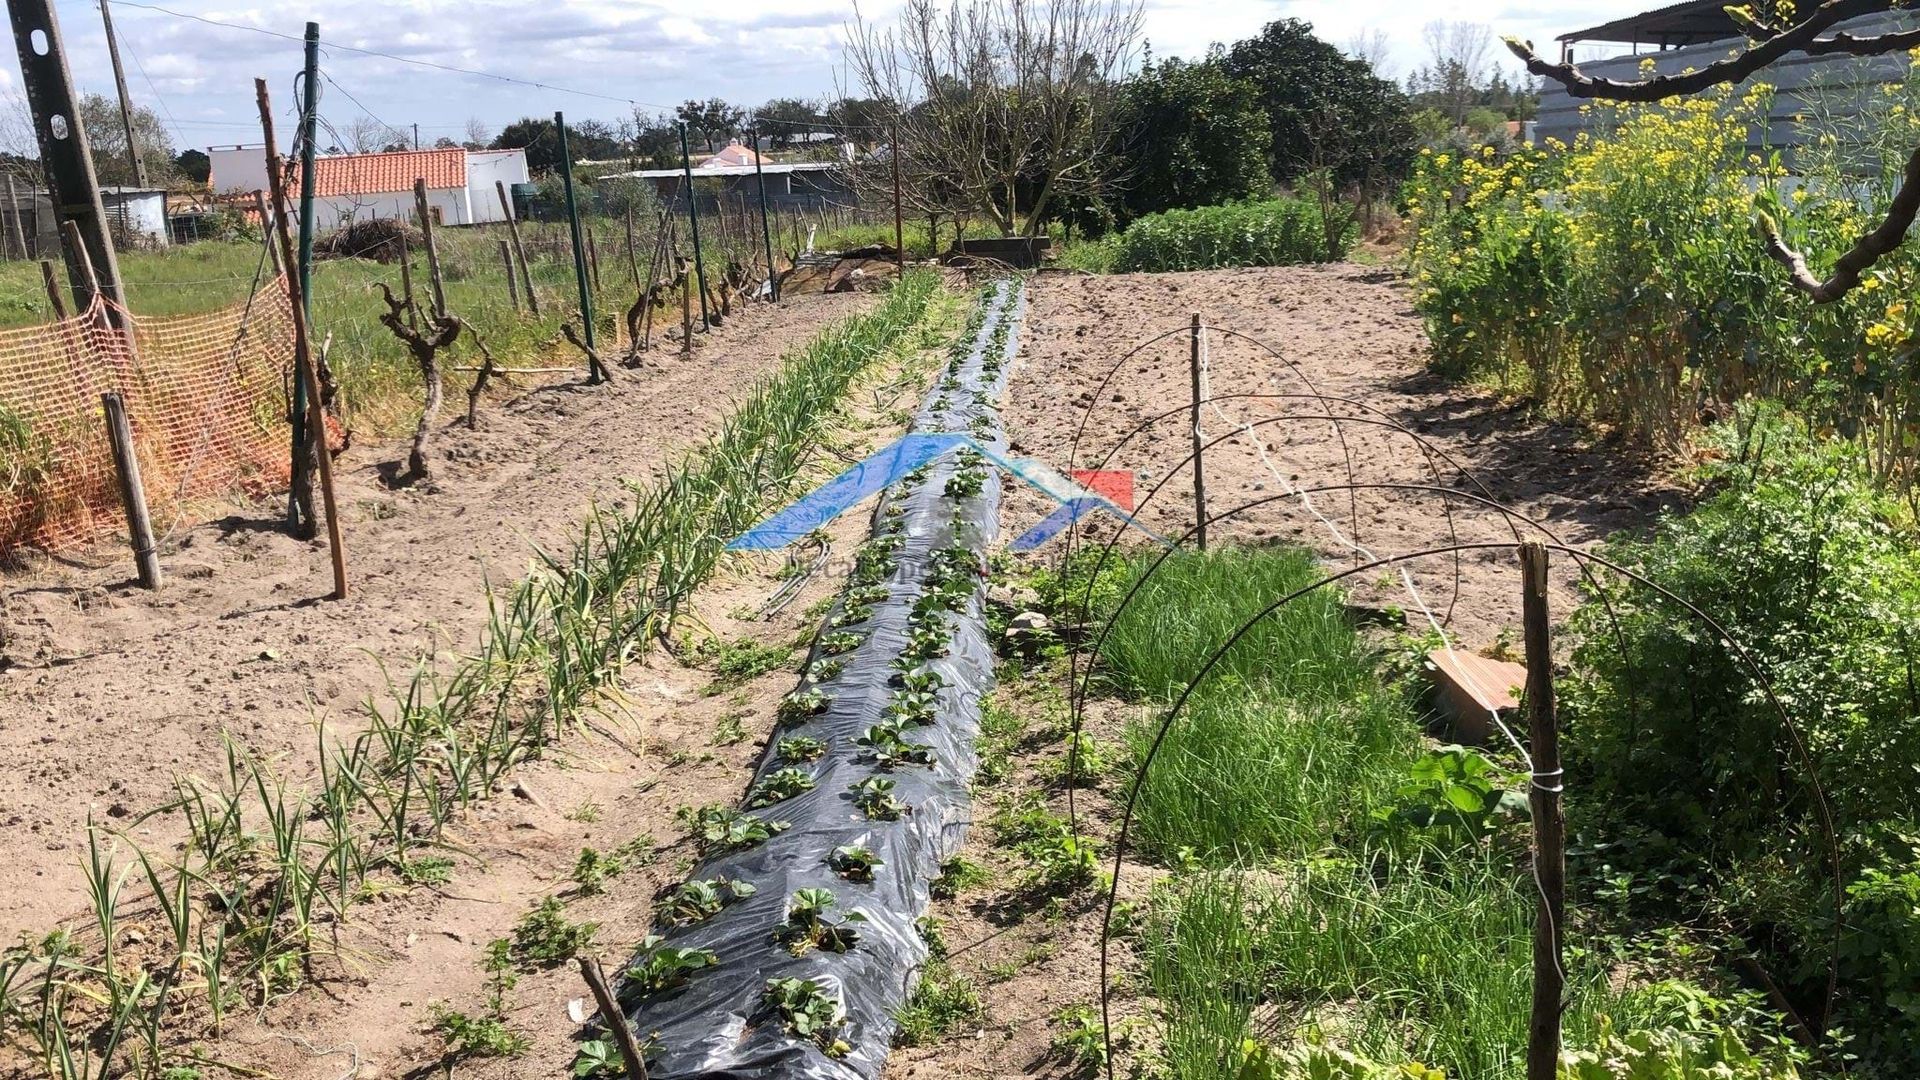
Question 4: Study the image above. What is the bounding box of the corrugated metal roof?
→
[617,162,839,179]
[1559,0,1893,44]
[296,147,467,198]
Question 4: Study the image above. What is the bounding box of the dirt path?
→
[0,293,870,940]
[1003,264,1687,645]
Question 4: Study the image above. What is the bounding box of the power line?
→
[105,0,678,110]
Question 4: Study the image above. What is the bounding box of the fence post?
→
[1520,541,1565,1080]
[258,76,347,601]
[38,259,66,319]
[751,130,778,302]
[251,189,283,277]
[678,122,712,331]
[398,233,418,329]
[287,20,321,538]
[1188,312,1208,552]
[586,228,601,293]
[499,238,520,311]
[890,119,904,273]
[555,111,600,377]
[100,392,159,589]
[496,179,540,316]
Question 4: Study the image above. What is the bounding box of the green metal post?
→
[555,111,597,360]
[679,122,711,330]
[751,130,778,302]
[288,20,319,535]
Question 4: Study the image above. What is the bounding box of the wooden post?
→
[679,255,692,356]
[258,77,347,601]
[751,134,778,302]
[678,123,711,331]
[397,233,418,329]
[288,21,321,539]
[496,179,539,316]
[1188,312,1208,552]
[890,119,904,275]
[624,204,640,290]
[100,392,159,589]
[39,259,67,319]
[1520,541,1565,1080]
[251,190,283,277]
[498,238,520,311]
[412,179,447,320]
[586,228,601,293]
[576,956,649,1080]
[4,173,25,259]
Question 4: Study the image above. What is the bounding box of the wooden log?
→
[413,179,448,319]
[576,956,649,1079]
[100,392,160,589]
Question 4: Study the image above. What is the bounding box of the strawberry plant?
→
[622,934,719,997]
[828,844,884,883]
[851,776,909,821]
[571,1036,623,1077]
[895,667,946,694]
[901,624,950,662]
[775,887,866,956]
[765,977,851,1058]
[511,897,597,964]
[802,657,844,684]
[747,767,818,809]
[775,735,828,763]
[847,583,891,607]
[777,687,830,727]
[829,604,876,629]
[818,631,864,657]
[858,722,934,768]
[885,688,940,726]
[677,804,790,854]
[660,877,756,926]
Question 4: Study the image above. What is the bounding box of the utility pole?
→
[412,122,419,150]
[98,0,146,188]
[678,122,710,330]
[751,130,778,302]
[10,0,129,328]
[288,21,320,537]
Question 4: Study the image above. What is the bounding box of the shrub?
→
[1107,198,1352,273]
[1563,414,1920,1059]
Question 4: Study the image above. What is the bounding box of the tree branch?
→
[1758,143,1920,303]
[1504,0,1886,101]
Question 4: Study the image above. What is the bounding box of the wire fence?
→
[0,284,296,557]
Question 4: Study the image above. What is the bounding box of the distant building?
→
[100,187,169,248]
[612,160,855,213]
[696,141,765,169]
[206,145,530,227]
[1537,1,1920,159]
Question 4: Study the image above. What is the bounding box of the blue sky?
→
[3,0,1628,155]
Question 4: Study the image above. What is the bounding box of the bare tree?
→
[1420,20,1494,123]
[463,117,490,150]
[844,0,1145,236]
[1347,28,1395,81]
[1506,0,1918,303]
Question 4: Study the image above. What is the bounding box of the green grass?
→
[8,216,745,437]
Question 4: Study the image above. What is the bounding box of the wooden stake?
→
[679,255,692,356]
[413,180,447,320]
[499,238,520,312]
[587,228,601,293]
[496,179,540,316]
[398,233,418,330]
[1520,541,1565,1080]
[1188,312,1208,552]
[252,190,283,276]
[100,392,159,589]
[576,956,649,1080]
[39,259,67,319]
[257,77,347,601]
[5,173,26,259]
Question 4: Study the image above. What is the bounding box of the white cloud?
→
[19,0,1618,153]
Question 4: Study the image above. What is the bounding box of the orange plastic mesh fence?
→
[0,283,296,557]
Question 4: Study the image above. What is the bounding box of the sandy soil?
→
[0,292,871,941]
[1000,264,1689,646]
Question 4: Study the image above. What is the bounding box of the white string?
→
[1193,323,1536,775]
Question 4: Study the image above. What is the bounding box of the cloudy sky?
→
[6,0,1632,155]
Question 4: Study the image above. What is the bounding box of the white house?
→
[207,145,529,226]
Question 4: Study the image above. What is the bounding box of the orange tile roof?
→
[292,148,467,199]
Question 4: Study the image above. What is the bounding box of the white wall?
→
[310,186,472,229]
[465,150,529,223]
[103,191,169,247]
[208,145,268,195]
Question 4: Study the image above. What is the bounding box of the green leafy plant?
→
[776,735,829,763]
[885,688,940,726]
[747,767,819,808]
[512,897,597,964]
[818,631,864,657]
[894,962,984,1047]
[1372,746,1526,846]
[571,1036,624,1078]
[828,844,884,883]
[765,977,852,1058]
[775,887,867,956]
[858,722,935,768]
[830,604,877,629]
[777,688,830,727]
[901,624,950,662]
[851,776,909,821]
[622,934,719,997]
[802,657,845,684]
[932,856,990,899]
[660,876,757,926]
[1050,1005,1109,1073]
[677,804,790,854]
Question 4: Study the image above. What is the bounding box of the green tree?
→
[174,148,210,184]
[1220,19,1415,189]
[1112,55,1270,225]
[492,116,615,172]
[753,97,820,148]
[675,98,744,152]
[77,92,172,187]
